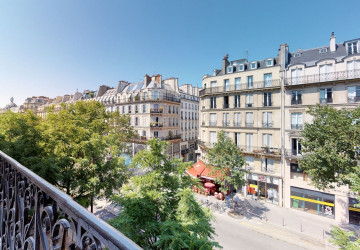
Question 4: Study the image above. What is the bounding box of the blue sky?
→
[0,0,358,108]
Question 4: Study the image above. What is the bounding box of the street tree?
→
[109,139,220,249]
[205,130,246,209]
[298,105,360,248]
[42,101,136,211]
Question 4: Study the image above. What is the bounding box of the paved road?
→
[212,212,319,250]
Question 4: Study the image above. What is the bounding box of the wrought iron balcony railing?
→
[245,122,254,127]
[209,121,217,126]
[285,69,360,85]
[284,149,302,157]
[348,96,360,103]
[291,99,302,105]
[199,79,281,96]
[233,122,241,127]
[0,151,140,250]
[320,97,333,104]
[262,122,273,128]
[222,121,230,127]
[291,124,303,130]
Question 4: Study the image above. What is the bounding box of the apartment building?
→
[282,33,360,224]
[94,74,199,159]
[199,54,283,206]
[179,84,200,161]
[199,33,360,224]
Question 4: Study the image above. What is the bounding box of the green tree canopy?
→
[205,130,246,200]
[109,139,220,249]
[299,105,360,191]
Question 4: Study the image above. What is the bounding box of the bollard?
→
[300,223,303,232]
[323,229,325,239]
[282,218,285,226]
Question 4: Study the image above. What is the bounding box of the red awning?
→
[204,182,216,188]
[186,159,224,180]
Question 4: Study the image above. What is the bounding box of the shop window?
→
[349,198,360,225]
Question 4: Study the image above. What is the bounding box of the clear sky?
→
[0,0,359,108]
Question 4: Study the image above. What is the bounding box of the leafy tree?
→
[41,101,136,211]
[0,111,59,183]
[299,105,360,190]
[205,130,246,209]
[109,139,220,249]
[329,226,360,250]
[298,105,360,248]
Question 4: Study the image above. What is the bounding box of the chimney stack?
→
[222,54,229,74]
[278,44,289,71]
[144,74,151,86]
[330,32,336,52]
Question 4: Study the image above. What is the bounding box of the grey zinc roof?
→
[288,43,347,67]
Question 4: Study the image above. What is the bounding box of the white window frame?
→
[238,64,245,71]
[250,62,257,69]
[227,66,233,73]
[266,59,273,67]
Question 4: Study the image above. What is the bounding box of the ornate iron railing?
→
[285,69,360,85]
[0,151,141,250]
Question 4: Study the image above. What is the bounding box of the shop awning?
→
[186,159,224,180]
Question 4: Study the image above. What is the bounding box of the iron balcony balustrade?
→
[237,145,281,156]
[245,122,254,127]
[150,108,163,113]
[284,149,302,158]
[233,121,241,127]
[0,151,140,250]
[199,79,280,96]
[209,121,217,126]
[222,121,230,127]
[348,96,360,103]
[262,122,273,128]
[285,69,360,86]
[131,135,182,143]
[291,99,302,105]
[291,124,303,130]
[119,94,181,103]
[320,97,333,104]
[150,122,164,127]
[223,104,230,109]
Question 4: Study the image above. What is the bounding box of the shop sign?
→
[250,184,258,189]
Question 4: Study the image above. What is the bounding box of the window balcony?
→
[201,121,205,126]
[262,122,273,128]
[233,122,241,127]
[291,99,302,105]
[222,121,230,127]
[0,151,140,249]
[237,145,281,156]
[246,103,253,108]
[209,121,217,126]
[245,122,254,127]
[150,108,163,113]
[320,97,333,104]
[199,79,281,96]
[285,149,302,158]
[223,104,229,109]
[150,122,164,127]
[285,69,360,85]
[348,96,360,103]
[291,124,303,130]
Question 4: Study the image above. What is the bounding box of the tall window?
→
[291,113,303,130]
[234,132,241,147]
[261,159,274,173]
[246,93,253,107]
[210,113,217,126]
[210,97,217,108]
[348,86,360,103]
[291,138,302,156]
[347,60,360,78]
[262,112,272,128]
[262,134,272,148]
[234,112,241,127]
[291,68,303,84]
[246,133,253,151]
[291,91,302,105]
[135,117,139,126]
[320,88,333,104]
[264,73,272,87]
[223,96,229,108]
[347,41,358,55]
[153,91,159,100]
[210,131,217,147]
[235,78,241,90]
[223,113,229,127]
[247,76,253,89]
[246,156,254,170]
[263,92,272,106]
[245,112,253,127]
[143,104,146,113]
[234,95,240,108]
[224,79,230,91]
[210,81,217,88]
[319,64,333,81]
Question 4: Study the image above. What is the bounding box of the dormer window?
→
[238,64,245,71]
[347,41,358,55]
[294,53,301,58]
[266,59,274,67]
[227,66,233,74]
[319,48,328,54]
[250,62,257,69]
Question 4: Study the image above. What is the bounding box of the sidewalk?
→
[196,193,359,248]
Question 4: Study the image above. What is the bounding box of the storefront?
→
[247,174,279,205]
[290,187,335,218]
[349,198,360,225]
